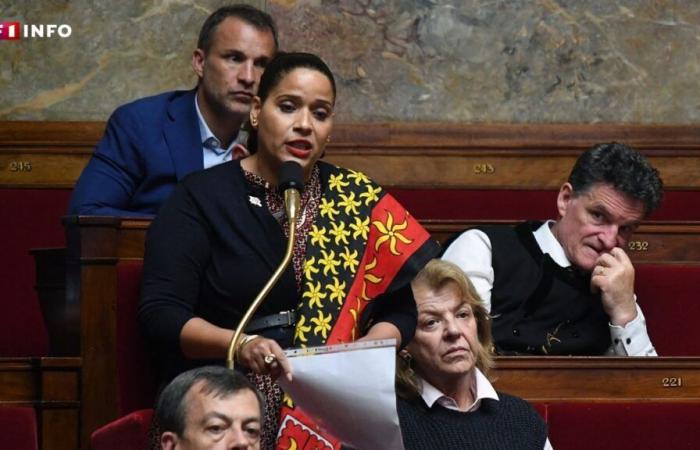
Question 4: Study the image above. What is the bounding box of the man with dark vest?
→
[443,142,663,356]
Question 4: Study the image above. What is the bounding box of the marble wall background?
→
[1,0,699,122]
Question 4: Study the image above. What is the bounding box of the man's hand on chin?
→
[590,247,638,327]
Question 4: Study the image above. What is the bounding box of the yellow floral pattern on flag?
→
[294,165,383,348]
[280,163,439,450]
[350,216,369,240]
[373,211,414,256]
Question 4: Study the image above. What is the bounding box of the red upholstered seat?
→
[0,406,38,450]
[116,261,157,415]
[532,402,548,421]
[91,409,154,450]
[635,264,700,356]
[546,402,700,449]
[0,189,71,356]
[391,189,558,221]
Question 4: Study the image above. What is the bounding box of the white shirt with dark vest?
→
[443,221,656,356]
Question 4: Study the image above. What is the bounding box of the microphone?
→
[226,161,305,370]
[278,161,304,226]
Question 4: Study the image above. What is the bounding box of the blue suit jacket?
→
[68,89,203,217]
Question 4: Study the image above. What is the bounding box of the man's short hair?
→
[155,366,264,437]
[568,142,664,216]
[197,4,279,53]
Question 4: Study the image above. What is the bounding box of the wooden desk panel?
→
[3,122,700,189]
[493,357,700,402]
[0,151,89,189]
[0,360,36,401]
[0,357,81,450]
[0,121,101,189]
[326,151,700,190]
[64,216,149,450]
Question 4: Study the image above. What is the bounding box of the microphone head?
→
[278,161,304,194]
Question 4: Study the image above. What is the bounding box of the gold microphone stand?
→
[226,187,301,370]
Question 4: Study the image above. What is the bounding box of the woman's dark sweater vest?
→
[398,393,547,450]
[480,221,610,355]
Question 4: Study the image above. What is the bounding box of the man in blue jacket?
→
[69,5,278,216]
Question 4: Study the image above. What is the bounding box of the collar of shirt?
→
[419,368,499,413]
[194,94,235,164]
[533,220,572,268]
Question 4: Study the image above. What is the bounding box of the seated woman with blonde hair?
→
[397,259,552,450]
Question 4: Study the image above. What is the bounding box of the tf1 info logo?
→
[0,21,72,40]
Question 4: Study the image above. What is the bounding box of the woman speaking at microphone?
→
[138,52,439,449]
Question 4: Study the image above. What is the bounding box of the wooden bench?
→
[3,122,700,191]
[61,215,700,450]
[4,122,700,363]
[0,357,80,450]
[5,122,700,449]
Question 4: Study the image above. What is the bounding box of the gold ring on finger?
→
[264,354,276,365]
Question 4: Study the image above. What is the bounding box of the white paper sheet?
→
[278,339,405,450]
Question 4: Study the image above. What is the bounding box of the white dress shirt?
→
[195,95,249,169]
[442,221,657,356]
[419,368,553,450]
